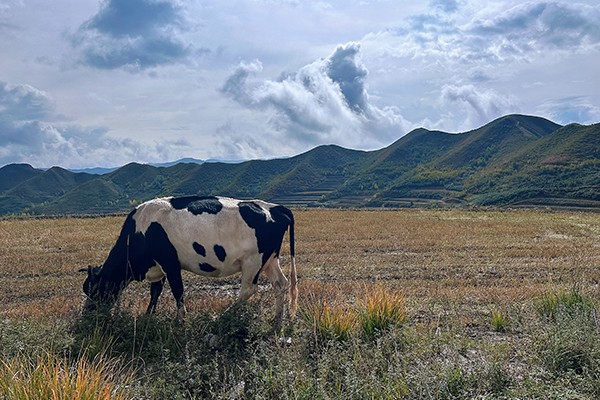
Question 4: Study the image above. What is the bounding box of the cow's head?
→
[79,265,121,312]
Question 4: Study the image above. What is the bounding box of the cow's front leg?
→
[219,259,260,317]
[166,271,186,320]
[238,271,258,303]
[146,278,165,314]
[237,258,262,304]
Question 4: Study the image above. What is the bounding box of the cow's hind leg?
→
[262,255,289,329]
[146,278,166,315]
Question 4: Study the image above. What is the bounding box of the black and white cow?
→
[81,195,297,321]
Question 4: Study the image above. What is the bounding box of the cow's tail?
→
[285,207,298,317]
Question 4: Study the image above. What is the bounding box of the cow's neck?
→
[99,211,137,286]
[99,243,133,286]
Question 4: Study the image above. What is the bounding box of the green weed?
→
[490,308,509,332]
[535,307,600,377]
[535,286,596,321]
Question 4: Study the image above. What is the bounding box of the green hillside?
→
[266,145,367,204]
[334,128,462,198]
[434,115,561,169]
[4,167,95,204]
[0,114,598,215]
[34,179,123,215]
[370,115,564,206]
[0,163,42,191]
[465,122,600,206]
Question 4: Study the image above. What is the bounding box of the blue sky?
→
[1,0,599,168]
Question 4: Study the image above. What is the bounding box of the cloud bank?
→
[537,96,600,125]
[0,81,167,168]
[468,2,600,56]
[71,0,190,70]
[360,1,600,131]
[368,1,600,63]
[3,0,599,167]
[440,84,519,129]
[221,42,410,153]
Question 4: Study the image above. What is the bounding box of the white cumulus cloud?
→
[441,84,519,129]
[220,42,410,153]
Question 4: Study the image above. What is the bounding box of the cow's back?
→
[132,196,271,277]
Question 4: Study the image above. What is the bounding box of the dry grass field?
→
[1,208,600,398]
[1,209,598,319]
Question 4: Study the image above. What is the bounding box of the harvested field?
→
[1,209,599,398]
[1,209,598,317]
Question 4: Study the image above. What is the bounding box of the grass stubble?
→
[0,208,599,398]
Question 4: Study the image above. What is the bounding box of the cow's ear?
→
[78,265,95,275]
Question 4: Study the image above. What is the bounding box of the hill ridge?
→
[2,114,599,215]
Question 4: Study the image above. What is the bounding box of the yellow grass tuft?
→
[300,287,356,342]
[357,285,407,338]
[490,308,509,332]
[0,352,133,400]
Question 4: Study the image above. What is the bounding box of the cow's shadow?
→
[69,301,279,365]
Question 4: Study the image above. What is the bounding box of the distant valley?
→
[1,114,598,216]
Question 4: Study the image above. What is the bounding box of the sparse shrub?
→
[0,352,133,400]
[210,302,265,354]
[357,285,407,339]
[535,292,559,319]
[0,318,77,360]
[79,326,116,361]
[480,361,512,395]
[72,308,203,364]
[443,367,471,399]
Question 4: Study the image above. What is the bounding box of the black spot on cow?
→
[144,222,181,276]
[199,262,217,272]
[193,242,206,257]
[126,221,181,283]
[213,244,227,262]
[239,202,294,283]
[170,196,223,215]
[238,201,264,227]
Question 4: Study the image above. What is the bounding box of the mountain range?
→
[1,114,598,216]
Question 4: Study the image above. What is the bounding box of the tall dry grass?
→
[357,284,407,338]
[0,352,133,400]
[0,216,121,319]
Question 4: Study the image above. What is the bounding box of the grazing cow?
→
[81,196,297,322]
